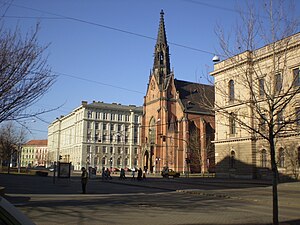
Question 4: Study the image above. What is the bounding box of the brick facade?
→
[140,10,215,174]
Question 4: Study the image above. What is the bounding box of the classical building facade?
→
[140,10,215,174]
[21,140,48,167]
[48,101,142,171]
[211,33,300,179]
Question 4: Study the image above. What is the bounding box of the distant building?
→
[211,32,300,179]
[48,101,142,171]
[140,10,215,174]
[21,140,48,167]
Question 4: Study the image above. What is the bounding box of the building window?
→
[103,123,107,130]
[118,114,122,121]
[229,113,236,135]
[103,113,107,120]
[110,147,113,154]
[228,80,234,103]
[135,115,139,123]
[134,136,138,144]
[125,125,129,132]
[117,158,121,167]
[124,158,128,166]
[87,110,92,118]
[87,121,91,129]
[95,146,99,154]
[125,115,129,122]
[133,158,137,166]
[230,150,235,169]
[259,114,267,132]
[111,113,115,121]
[293,68,300,86]
[102,146,106,154]
[118,124,122,132]
[96,112,100,119]
[102,157,106,166]
[117,135,121,143]
[275,73,282,93]
[259,78,265,97]
[87,132,91,142]
[125,147,129,154]
[117,147,122,154]
[277,111,284,128]
[95,122,99,130]
[261,149,267,168]
[110,124,114,131]
[278,148,285,168]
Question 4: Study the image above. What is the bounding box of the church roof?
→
[174,79,214,115]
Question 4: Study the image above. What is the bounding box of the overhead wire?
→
[1,0,217,56]
[1,0,219,136]
[55,71,145,95]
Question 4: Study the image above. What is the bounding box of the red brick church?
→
[140,10,215,174]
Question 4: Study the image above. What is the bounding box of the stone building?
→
[140,10,215,174]
[48,101,142,171]
[21,140,48,167]
[211,32,300,179]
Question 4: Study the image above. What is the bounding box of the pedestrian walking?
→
[132,168,136,180]
[137,168,142,181]
[102,167,106,180]
[81,167,88,194]
[119,168,126,180]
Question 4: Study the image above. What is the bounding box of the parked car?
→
[0,196,35,225]
[161,167,180,178]
[30,166,49,177]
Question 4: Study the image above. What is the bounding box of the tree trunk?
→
[270,138,279,225]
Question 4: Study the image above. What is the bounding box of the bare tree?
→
[202,1,300,225]
[0,122,26,173]
[188,125,201,173]
[0,22,56,124]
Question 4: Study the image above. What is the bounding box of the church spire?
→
[156,10,167,46]
[153,10,171,86]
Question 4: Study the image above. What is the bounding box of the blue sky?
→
[1,0,299,140]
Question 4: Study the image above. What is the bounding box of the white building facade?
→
[211,33,300,180]
[21,140,48,168]
[48,101,143,171]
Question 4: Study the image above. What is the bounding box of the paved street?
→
[1,173,300,225]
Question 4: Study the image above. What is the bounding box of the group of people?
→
[132,167,147,180]
[102,167,112,180]
[80,166,148,194]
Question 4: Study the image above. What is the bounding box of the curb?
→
[176,189,231,198]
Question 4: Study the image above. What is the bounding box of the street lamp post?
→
[17,144,21,173]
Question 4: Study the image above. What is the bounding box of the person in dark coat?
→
[81,167,88,194]
[137,168,143,181]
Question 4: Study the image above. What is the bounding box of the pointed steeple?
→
[153,10,171,87]
[156,10,167,46]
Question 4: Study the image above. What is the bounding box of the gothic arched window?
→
[230,150,235,169]
[228,80,234,103]
[278,148,285,168]
[261,149,267,168]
